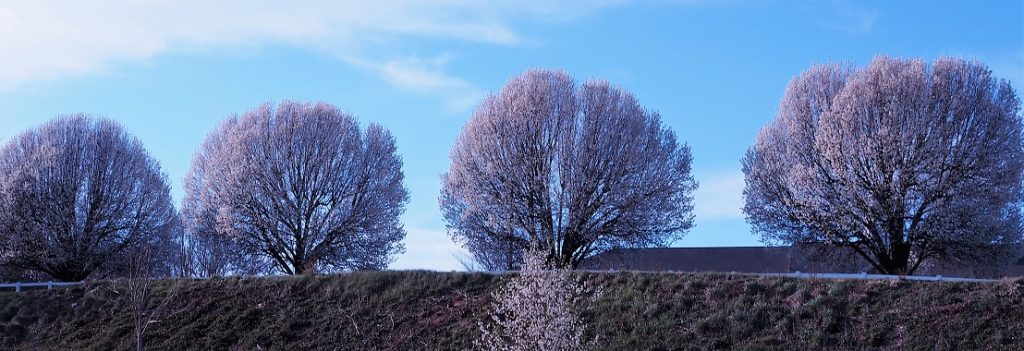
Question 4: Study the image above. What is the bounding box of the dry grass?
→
[0,271,1020,350]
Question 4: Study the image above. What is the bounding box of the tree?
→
[441,69,696,269]
[476,249,596,351]
[459,232,527,271]
[125,246,180,351]
[743,56,1024,275]
[0,115,179,282]
[173,227,264,278]
[182,101,408,275]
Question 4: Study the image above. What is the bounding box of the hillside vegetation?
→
[1,271,1021,350]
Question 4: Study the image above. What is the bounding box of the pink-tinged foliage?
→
[743,56,1024,275]
[0,115,179,281]
[182,101,408,275]
[441,69,696,269]
[476,249,597,351]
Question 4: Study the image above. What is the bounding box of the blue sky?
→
[0,1,1021,270]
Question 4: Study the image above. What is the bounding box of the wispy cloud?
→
[390,227,466,271]
[693,170,746,222]
[0,0,622,109]
[340,53,485,112]
[805,0,878,35]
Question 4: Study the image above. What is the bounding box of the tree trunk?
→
[879,246,912,275]
[50,267,90,282]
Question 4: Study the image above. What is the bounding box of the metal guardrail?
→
[0,281,83,292]
[764,271,997,282]
[2,271,1000,293]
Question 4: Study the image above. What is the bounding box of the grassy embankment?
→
[1,271,1021,350]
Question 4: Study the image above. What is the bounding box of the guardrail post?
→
[47,281,53,290]
[14,282,20,292]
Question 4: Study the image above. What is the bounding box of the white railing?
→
[0,281,83,292]
[480,270,1001,282]
[3,271,1002,292]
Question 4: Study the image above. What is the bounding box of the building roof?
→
[581,247,798,273]
[581,246,1024,278]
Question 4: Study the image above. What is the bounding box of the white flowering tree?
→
[743,56,1024,275]
[0,115,179,281]
[442,69,697,270]
[477,249,597,351]
[183,101,409,275]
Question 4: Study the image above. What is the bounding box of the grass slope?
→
[0,271,1021,350]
